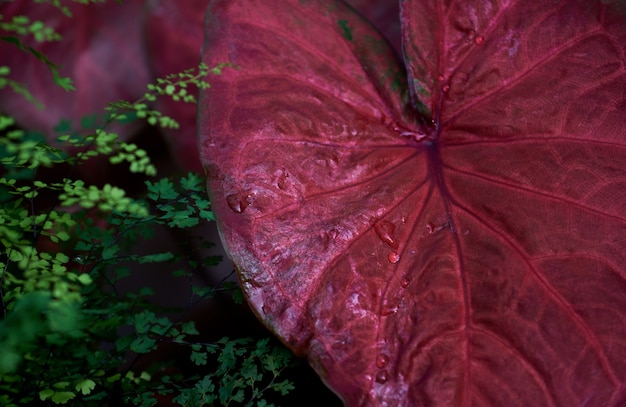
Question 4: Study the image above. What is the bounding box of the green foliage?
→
[0,14,61,42]
[0,2,297,406]
[0,27,75,94]
[0,65,43,110]
[106,62,231,130]
[170,338,296,407]
[0,133,298,405]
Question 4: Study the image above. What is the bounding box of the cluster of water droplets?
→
[375,352,390,384]
[225,167,297,214]
[226,191,253,213]
[439,31,484,96]
[369,216,449,386]
[374,220,400,265]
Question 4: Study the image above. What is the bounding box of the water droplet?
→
[375,369,389,384]
[388,251,400,264]
[326,154,338,168]
[400,131,427,142]
[442,84,450,93]
[426,223,435,233]
[400,278,410,288]
[376,353,389,369]
[374,221,398,249]
[381,305,398,316]
[438,74,445,81]
[277,170,289,190]
[475,35,484,45]
[226,192,252,213]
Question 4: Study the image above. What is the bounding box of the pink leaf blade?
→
[200,0,626,406]
[199,0,423,404]
[403,0,626,405]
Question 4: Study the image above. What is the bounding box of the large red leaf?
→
[198,0,626,405]
[0,1,149,138]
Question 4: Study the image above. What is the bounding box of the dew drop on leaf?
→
[375,220,398,249]
[277,170,289,190]
[442,84,450,93]
[226,192,251,213]
[388,251,400,264]
[475,35,484,45]
[376,353,389,369]
[380,304,398,316]
[400,278,410,288]
[375,369,389,384]
[329,228,340,239]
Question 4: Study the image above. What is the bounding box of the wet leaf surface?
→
[199,0,626,406]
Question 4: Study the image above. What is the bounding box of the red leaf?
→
[198,0,626,405]
[0,1,150,137]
